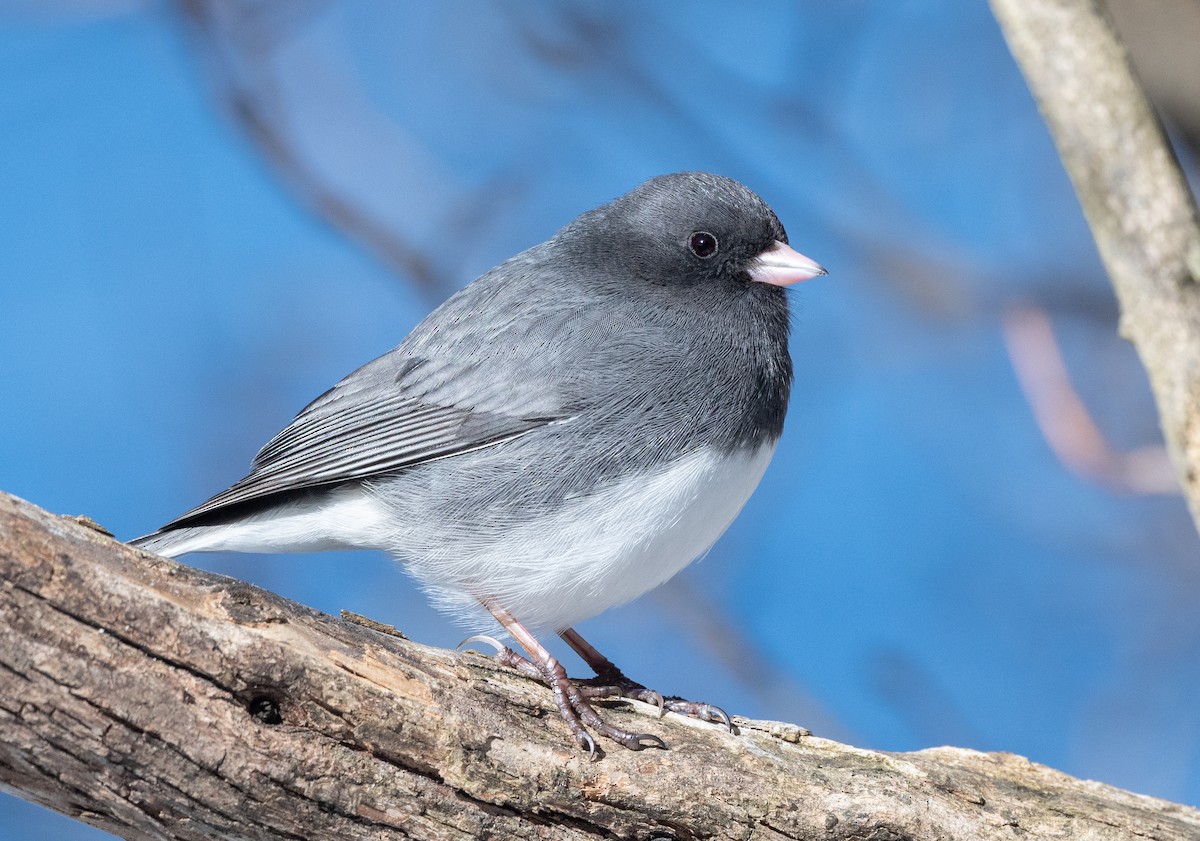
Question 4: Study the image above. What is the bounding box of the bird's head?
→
[574,172,825,291]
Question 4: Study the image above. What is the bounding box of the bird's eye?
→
[688,231,719,258]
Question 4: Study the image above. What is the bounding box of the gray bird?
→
[133,171,826,754]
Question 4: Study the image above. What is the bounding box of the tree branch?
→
[989,0,1200,530]
[1,492,1198,839]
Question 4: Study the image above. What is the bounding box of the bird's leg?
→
[558,627,665,711]
[481,603,666,755]
[559,626,734,731]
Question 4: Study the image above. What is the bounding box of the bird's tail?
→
[129,527,213,559]
[129,486,389,559]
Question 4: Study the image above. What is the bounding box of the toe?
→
[663,698,735,731]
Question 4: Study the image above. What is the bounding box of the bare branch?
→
[2,491,1198,840]
[990,0,1200,529]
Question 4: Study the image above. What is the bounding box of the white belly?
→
[406,443,777,631]
[148,443,778,635]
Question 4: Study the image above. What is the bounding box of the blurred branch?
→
[1002,303,1177,494]
[5,492,1200,840]
[990,0,1200,531]
[176,0,451,298]
[225,86,444,292]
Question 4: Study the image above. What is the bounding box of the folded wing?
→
[160,351,563,530]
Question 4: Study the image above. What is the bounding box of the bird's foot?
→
[662,697,734,730]
[557,627,735,731]
[459,635,544,680]
[579,673,734,731]
[579,678,664,712]
[552,671,668,757]
[460,632,667,757]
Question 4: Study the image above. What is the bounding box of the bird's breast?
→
[403,441,778,631]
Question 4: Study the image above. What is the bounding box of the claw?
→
[577,730,597,761]
[458,634,504,653]
[629,733,668,751]
[707,705,733,731]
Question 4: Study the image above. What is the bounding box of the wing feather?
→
[155,257,599,532]
[162,365,562,529]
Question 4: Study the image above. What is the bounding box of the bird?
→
[132,171,826,755]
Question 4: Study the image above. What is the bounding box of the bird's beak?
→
[749,240,827,286]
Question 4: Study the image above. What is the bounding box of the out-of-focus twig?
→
[227,88,444,293]
[990,0,1200,531]
[1002,304,1178,494]
[176,0,451,299]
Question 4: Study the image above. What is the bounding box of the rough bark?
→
[1,493,1198,840]
[990,0,1200,528]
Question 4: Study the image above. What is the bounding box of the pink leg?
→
[559,627,733,731]
[480,603,667,756]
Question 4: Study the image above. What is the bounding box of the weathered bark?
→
[990,0,1200,529]
[1,491,1197,841]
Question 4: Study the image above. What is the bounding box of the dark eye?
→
[688,231,719,258]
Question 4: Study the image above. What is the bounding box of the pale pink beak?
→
[749,240,827,286]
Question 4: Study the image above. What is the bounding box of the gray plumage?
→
[134,172,810,631]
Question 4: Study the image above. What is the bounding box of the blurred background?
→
[2,2,1199,837]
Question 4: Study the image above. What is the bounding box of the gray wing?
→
[161,349,564,529]
[161,243,629,530]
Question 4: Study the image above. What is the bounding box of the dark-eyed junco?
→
[134,172,825,754]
